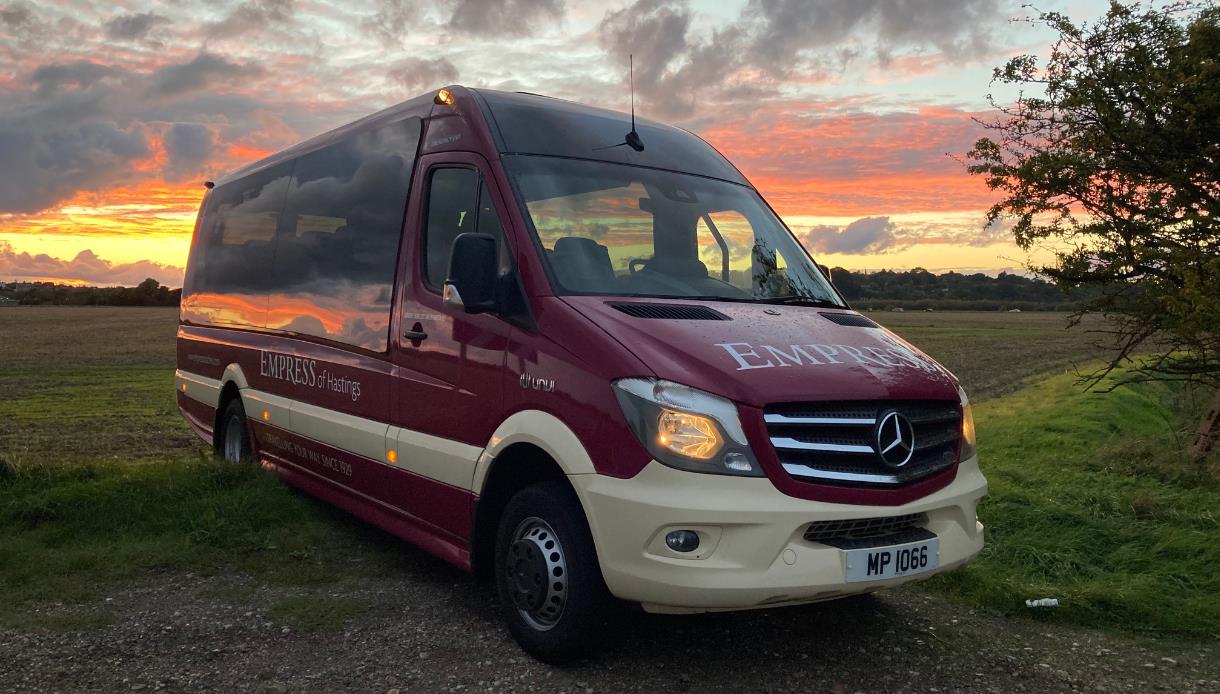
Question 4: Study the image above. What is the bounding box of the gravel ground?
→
[3,551,1217,694]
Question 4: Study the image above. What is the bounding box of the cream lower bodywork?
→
[569,457,987,614]
[179,367,985,614]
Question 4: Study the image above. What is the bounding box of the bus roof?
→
[210,86,748,189]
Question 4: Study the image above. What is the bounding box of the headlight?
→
[958,384,977,461]
[613,378,762,476]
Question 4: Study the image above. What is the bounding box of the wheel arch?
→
[470,410,599,579]
[211,363,250,450]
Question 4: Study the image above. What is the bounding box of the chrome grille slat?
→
[770,438,874,454]
[763,414,876,426]
[765,400,962,488]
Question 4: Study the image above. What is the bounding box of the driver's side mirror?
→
[819,264,834,283]
[443,233,498,314]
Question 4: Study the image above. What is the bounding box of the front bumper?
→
[570,457,986,613]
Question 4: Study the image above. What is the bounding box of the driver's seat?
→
[551,237,616,292]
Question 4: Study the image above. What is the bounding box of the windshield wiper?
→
[758,296,844,309]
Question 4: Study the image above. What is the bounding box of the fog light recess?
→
[664,530,700,553]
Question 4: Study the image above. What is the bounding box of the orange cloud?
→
[701,104,994,218]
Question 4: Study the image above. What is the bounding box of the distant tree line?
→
[828,267,1096,311]
[0,270,1087,311]
[0,278,180,307]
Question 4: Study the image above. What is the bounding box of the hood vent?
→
[819,312,879,328]
[609,302,730,321]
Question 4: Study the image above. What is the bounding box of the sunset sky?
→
[0,0,1111,286]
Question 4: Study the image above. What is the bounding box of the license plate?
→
[845,537,939,582]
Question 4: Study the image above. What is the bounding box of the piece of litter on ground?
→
[1025,598,1060,607]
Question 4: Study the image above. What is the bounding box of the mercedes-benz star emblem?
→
[875,410,916,468]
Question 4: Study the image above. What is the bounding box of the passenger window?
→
[182,162,292,327]
[423,168,506,289]
[264,117,421,351]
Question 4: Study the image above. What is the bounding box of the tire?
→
[494,480,614,664]
[216,397,253,464]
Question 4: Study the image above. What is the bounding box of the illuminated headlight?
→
[613,378,763,476]
[958,384,977,461]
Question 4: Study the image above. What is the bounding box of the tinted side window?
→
[181,163,292,327]
[423,168,480,289]
[264,117,422,351]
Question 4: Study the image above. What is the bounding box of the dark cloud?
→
[445,0,564,36]
[746,0,1004,67]
[0,242,183,286]
[1,1,46,39]
[206,0,295,39]
[0,0,31,29]
[0,52,273,213]
[104,12,172,41]
[31,61,118,95]
[163,123,216,182]
[597,0,1006,119]
[0,116,149,213]
[146,53,263,99]
[803,216,901,254]
[389,57,459,93]
[598,0,749,118]
[363,0,417,46]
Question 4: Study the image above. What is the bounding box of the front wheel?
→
[216,398,253,464]
[494,480,614,664]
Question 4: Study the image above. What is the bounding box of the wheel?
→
[216,397,253,464]
[494,480,613,664]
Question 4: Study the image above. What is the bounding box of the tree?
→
[968,1,1220,459]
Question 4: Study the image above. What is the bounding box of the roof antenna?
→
[594,53,645,152]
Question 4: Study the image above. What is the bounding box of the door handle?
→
[404,322,428,343]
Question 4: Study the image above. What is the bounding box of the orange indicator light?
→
[262,410,270,421]
[387,449,398,463]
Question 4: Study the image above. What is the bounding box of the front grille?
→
[804,512,927,544]
[765,400,960,487]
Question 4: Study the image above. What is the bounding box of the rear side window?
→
[181,162,292,327]
[264,118,422,351]
[181,117,422,351]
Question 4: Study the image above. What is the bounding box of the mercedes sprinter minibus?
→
[176,86,986,663]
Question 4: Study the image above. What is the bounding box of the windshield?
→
[505,155,844,306]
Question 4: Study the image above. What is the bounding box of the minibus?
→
[176,86,986,663]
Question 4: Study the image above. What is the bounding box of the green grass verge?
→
[928,374,1220,639]
[0,455,410,629]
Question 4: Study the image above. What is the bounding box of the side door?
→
[386,152,516,539]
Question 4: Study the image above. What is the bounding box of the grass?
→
[0,455,410,629]
[929,373,1220,638]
